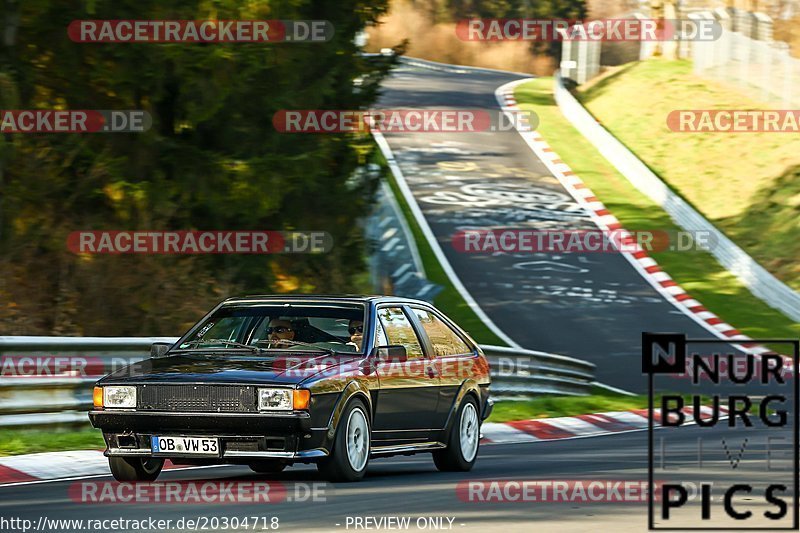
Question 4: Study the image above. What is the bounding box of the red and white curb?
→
[0,407,724,486]
[481,405,726,444]
[0,450,192,487]
[494,78,785,366]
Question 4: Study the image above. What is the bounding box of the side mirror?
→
[150,342,171,359]
[372,345,407,363]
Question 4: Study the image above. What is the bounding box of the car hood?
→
[98,352,361,386]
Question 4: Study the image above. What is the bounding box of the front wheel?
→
[433,396,480,472]
[109,456,164,482]
[317,398,370,482]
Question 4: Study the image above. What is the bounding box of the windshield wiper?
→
[254,339,336,355]
[182,339,266,353]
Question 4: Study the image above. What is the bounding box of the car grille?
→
[137,385,258,413]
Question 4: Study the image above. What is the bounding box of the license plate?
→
[151,436,219,455]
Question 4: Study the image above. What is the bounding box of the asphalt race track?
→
[2,422,794,532]
[378,60,735,392]
[4,62,793,533]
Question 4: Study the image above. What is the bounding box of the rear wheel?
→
[433,396,480,472]
[109,456,164,482]
[249,460,287,474]
[317,398,370,482]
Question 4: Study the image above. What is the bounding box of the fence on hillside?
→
[693,24,800,107]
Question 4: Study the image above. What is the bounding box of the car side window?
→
[375,320,389,348]
[377,307,424,360]
[411,308,471,357]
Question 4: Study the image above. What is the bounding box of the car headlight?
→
[258,388,293,411]
[103,386,136,408]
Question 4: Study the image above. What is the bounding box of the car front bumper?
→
[89,409,329,461]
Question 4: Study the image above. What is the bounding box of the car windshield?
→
[173,303,367,355]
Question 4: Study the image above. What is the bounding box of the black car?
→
[89,295,493,482]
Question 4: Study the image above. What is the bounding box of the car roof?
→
[221,294,432,307]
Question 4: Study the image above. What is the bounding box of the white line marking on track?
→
[371,131,521,348]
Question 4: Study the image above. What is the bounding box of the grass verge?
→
[514,77,800,342]
[374,149,506,345]
[488,389,708,423]
[0,428,104,456]
[489,396,641,423]
[577,60,800,290]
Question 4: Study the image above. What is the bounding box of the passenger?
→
[348,319,364,350]
[267,318,295,348]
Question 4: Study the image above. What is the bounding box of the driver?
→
[267,318,295,348]
[348,319,364,350]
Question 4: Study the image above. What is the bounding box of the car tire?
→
[317,398,370,482]
[433,396,480,472]
[109,456,164,482]
[249,460,287,474]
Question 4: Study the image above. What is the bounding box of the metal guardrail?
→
[481,345,596,398]
[0,336,596,427]
[0,336,175,428]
